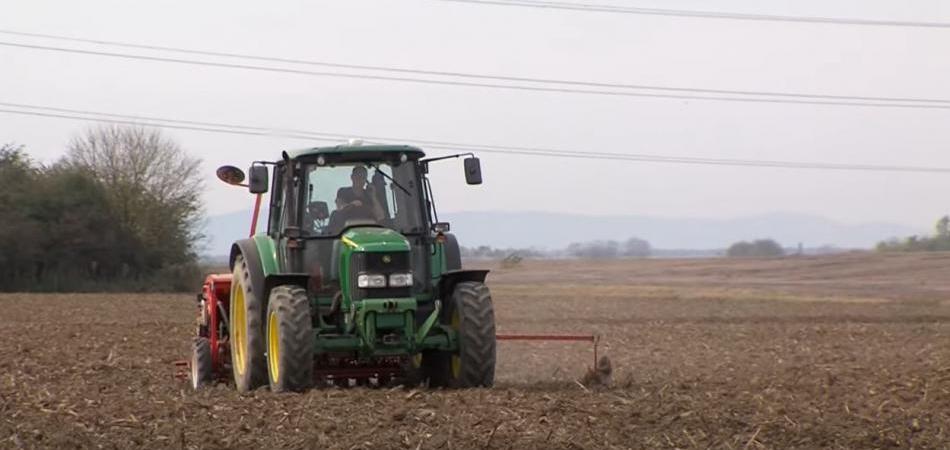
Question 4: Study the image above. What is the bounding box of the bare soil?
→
[2,252,950,449]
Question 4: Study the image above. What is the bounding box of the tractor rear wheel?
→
[230,255,267,393]
[191,337,213,389]
[426,281,496,388]
[266,285,314,392]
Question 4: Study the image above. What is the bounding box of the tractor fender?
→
[436,269,490,303]
[229,239,267,304]
[443,233,462,271]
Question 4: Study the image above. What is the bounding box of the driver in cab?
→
[327,166,384,233]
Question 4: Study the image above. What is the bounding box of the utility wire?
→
[3,41,950,110]
[443,0,950,29]
[0,102,356,141]
[0,107,344,143]
[3,102,949,173]
[2,29,949,106]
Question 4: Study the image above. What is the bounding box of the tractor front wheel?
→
[230,255,267,393]
[426,281,496,388]
[266,285,314,392]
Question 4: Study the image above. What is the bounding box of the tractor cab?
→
[261,146,450,298]
[195,143,495,392]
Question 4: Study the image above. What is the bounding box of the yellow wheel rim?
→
[450,309,461,379]
[267,311,280,382]
[232,283,247,375]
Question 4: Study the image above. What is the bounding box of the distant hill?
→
[201,209,919,257]
[440,211,918,250]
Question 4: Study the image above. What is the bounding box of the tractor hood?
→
[340,227,411,253]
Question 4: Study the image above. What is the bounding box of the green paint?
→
[342,227,411,253]
[313,335,363,353]
[252,234,279,276]
[415,300,441,346]
[375,313,406,329]
[338,227,412,320]
[355,298,417,352]
[430,240,446,282]
[419,333,453,351]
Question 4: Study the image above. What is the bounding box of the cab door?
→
[271,162,300,274]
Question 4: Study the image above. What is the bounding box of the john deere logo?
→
[382,255,392,264]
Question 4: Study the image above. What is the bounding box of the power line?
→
[3,101,949,174]
[0,107,345,143]
[0,102,355,141]
[443,0,950,29]
[2,29,949,106]
[3,42,950,111]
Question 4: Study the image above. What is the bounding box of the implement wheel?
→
[266,285,314,392]
[426,281,496,388]
[230,255,267,393]
[191,337,213,389]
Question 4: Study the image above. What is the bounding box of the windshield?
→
[301,161,424,237]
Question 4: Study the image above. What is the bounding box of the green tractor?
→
[191,144,495,392]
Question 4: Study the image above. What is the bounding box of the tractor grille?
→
[350,251,412,300]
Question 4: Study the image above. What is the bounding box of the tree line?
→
[463,237,795,260]
[461,237,653,260]
[726,239,785,257]
[0,126,203,291]
[877,216,950,252]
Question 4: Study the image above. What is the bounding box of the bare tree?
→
[66,125,204,267]
[623,237,652,258]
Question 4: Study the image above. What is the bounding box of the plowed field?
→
[2,252,950,449]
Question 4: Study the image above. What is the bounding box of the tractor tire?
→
[191,337,213,390]
[230,255,267,393]
[266,285,314,392]
[425,281,496,388]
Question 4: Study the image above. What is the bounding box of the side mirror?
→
[464,157,482,185]
[248,165,269,194]
[433,222,451,233]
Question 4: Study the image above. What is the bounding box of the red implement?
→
[173,360,189,380]
[201,274,232,376]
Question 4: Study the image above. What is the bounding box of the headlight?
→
[388,273,413,287]
[357,274,387,288]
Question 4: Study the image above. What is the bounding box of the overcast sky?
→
[2,0,949,230]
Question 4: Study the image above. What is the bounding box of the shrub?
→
[877,215,950,252]
[727,239,785,258]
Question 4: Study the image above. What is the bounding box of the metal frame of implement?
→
[495,334,601,369]
[176,334,603,380]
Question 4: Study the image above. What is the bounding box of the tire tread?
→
[455,282,496,387]
[268,285,314,392]
[191,337,213,389]
[231,255,267,392]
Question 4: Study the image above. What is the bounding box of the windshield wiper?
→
[367,162,411,196]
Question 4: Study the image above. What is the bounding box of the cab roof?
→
[284,144,426,161]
